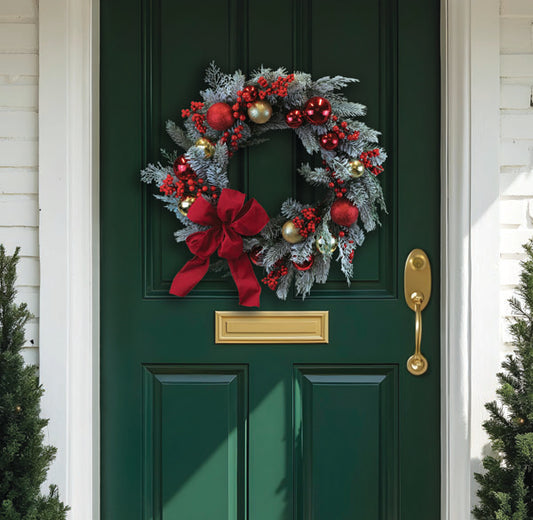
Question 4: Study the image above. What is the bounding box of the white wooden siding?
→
[500,1,533,349]
[0,0,39,366]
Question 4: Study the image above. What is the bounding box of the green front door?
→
[101,1,441,519]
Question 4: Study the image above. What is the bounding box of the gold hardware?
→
[215,311,328,344]
[404,249,431,375]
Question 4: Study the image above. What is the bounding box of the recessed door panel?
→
[140,0,397,299]
[142,366,247,520]
[294,367,398,519]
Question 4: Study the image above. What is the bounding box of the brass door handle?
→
[404,249,431,376]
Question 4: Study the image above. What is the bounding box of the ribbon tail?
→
[228,255,262,307]
[170,256,210,297]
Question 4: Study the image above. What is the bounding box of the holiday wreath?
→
[141,63,387,307]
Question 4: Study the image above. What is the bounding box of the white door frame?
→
[38,0,501,518]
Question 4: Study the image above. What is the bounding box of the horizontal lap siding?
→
[500,1,533,349]
[0,0,39,366]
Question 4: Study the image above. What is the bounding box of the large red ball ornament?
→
[206,102,235,131]
[173,155,194,180]
[242,85,258,103]
[319,131,339,151]
[304,96,332,125]
[331,198,359,227]
[285,109,305,129]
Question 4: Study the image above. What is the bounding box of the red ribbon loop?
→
[170,188,269,307]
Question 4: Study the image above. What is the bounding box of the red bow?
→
[170,188,269,307]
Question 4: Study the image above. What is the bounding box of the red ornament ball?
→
[320,131,340,151]
[206,102,235,131]
[285,109,305,129]
[330,198,359,227]
[292,256,314,271]
[242,85,258,103]
[304,96,332,125]
[173,155,194,180]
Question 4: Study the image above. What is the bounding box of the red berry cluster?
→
[159,174,177,197]
[325,163,348,198]
[161,175,219,201]
[220,123,245,154]
[360,148,383,176]
[292,207,321,238]
[233,86,258,117]
[233,74,295,115]
[181,101,207,134]
[259,74,295,97]
[231,100,248,121]
[331,115,360,141]
[261,263,289,291]
[159,157,219,200]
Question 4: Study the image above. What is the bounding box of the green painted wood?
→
[143,366,247,520]
[294,367,398,519]
[101,0,441,518]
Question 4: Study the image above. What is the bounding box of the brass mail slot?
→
[215,311,329,344]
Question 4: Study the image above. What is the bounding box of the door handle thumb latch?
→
[404,249,431,376]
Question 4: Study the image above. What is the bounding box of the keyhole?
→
[411,254,426,270]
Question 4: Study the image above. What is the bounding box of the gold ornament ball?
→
[15,405,22,413]
[178,196,196,217]
[248,100,273,124]
[315,234,338,254]
[349,159,365,178]
[519,418,525,424]
[195,137,215,158]
[281,220,303,244]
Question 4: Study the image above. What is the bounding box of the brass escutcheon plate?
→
[404,249,431,312]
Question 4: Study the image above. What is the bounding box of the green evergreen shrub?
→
[0,246,68,519]
[474,239,533,519]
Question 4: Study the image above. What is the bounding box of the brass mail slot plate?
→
[215,311,329,344]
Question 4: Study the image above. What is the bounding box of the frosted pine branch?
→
[166,120,194,150]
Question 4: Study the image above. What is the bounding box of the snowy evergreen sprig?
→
[140,63,387,301]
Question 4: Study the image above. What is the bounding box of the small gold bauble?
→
[195,137,215,158]
[178,196,196,217]
[248,100,273,124]
[15,405,22,413]
[519,418,525,424]
[281,220,303,244]
[349,159,365,178]
[315,234,338,254]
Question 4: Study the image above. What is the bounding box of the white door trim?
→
[441,0,501,517]
[39,0,100,518]
[38,0,500,518]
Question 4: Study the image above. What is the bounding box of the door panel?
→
[142,366,248,520]
[101,0,441,518]
[142,0,397,298]
[294,367,398,520]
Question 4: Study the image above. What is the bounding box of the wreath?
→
[141,63,386,307]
